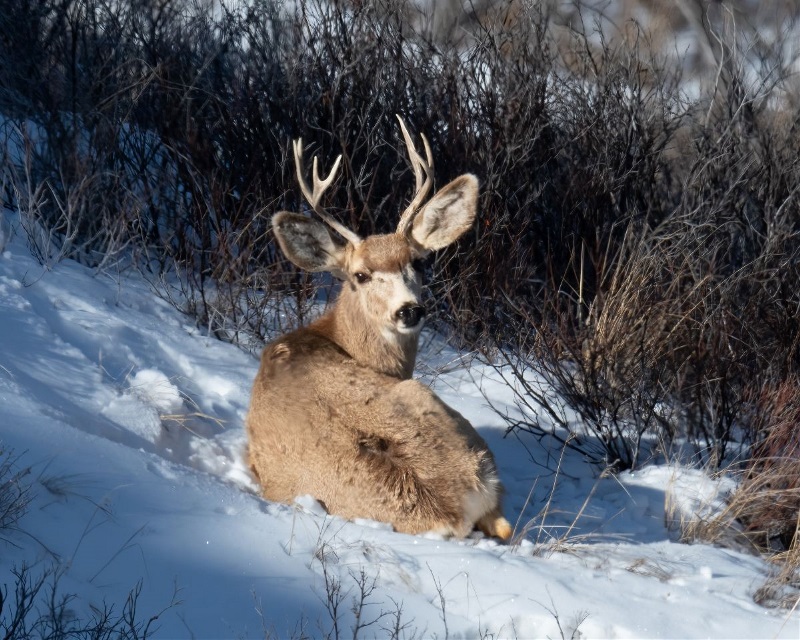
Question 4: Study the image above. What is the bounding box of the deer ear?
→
[272,212,347,274]
[410,174,478,252]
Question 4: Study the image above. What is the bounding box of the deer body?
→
[246,120,511,539]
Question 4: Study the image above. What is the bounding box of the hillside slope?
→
[0,218,796,638]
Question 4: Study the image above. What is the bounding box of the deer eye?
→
[354,272,371,284]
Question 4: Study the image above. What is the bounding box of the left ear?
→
[410,174,478,252]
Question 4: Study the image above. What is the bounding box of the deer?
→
[246,117,512,540]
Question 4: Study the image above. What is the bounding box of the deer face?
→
[273,170,477,335]
[345,234,426,336]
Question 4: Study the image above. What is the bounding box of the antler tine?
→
[396,115,434,236]
[292,138,360,245]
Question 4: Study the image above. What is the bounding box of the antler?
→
[292,138,361,246]
[395,115,434,237]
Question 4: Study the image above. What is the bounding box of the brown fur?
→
[246,133,511,539]
[247,328,508,537]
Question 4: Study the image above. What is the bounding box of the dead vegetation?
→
[1,0,800,607]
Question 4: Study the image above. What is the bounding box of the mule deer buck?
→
[247,118,511,540]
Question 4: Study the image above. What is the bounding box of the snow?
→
[1,215,798,638]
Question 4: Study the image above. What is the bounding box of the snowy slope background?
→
[0,208,798,638]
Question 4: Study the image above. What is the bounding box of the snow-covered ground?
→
[1,214,798,638]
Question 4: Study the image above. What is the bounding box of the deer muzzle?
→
[395,303,426,329]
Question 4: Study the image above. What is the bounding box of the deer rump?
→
[248,329,502,538]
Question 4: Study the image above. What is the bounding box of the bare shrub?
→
[2,0,800,470]
[487,3,800,468]
[0,0,687,351]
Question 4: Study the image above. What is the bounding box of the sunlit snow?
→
[0,212,797,638]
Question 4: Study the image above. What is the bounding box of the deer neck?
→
[311,287,419,380]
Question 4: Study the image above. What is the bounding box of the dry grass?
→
[736,379,800,551]
[661,381,800,608]
[665,480,800,609]
[734,379,800,608]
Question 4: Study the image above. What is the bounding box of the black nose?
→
[395,304,426,328]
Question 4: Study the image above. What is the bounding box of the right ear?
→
[272,212,347,275]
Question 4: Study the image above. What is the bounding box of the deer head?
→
[272,117,478,355]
